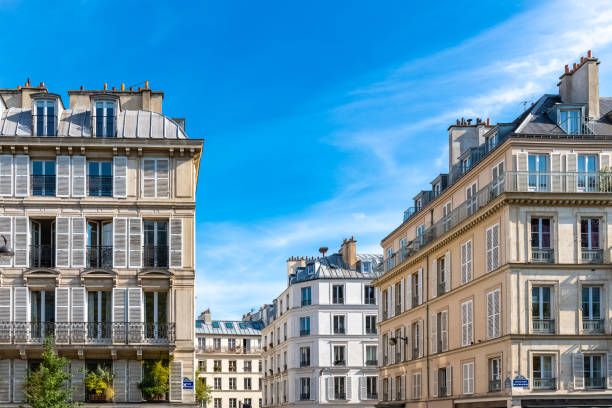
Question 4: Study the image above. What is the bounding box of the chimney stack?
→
[558,51,600,119]
[340,237,357,270]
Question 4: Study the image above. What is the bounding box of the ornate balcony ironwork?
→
[87,245,113,268]
[533,377,556,390]
[582,249,603,263]
[30,245,54,268]
[532,318,555,334]
[583,318,604,333]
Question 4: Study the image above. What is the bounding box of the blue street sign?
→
[183,377,194,390]
[512,375,529,388]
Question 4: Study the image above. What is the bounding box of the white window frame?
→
[462,362,474,394]
[142,158,170,198]
[582,286,602,320]
[461,300,473,346]
[461,240,473,284]
[581,218,601,250]
[35,99,57,136]
[93,100,117,137]
[412,372,421,399]
[466,182,477,215]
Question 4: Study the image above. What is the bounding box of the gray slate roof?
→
[289,253,383,285]
[195,320,262,336]
[0,107,187,139]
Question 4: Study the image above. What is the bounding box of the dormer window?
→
[461,157,471,173]
[35,100,56,136]
[361,262,372,273]
[94,100,116,137]
[559,109,581,134]
[306,263,315,274]
[415,198,422,211]
[433,183,441,197]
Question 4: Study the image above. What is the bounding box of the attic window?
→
[35,100,56,136]
[362,262,372,273]
[559,109,581,134]
[415,198,422,211]
[433,183,441,197]
[239,323,246,329]
[306,264,315,274]
[461,157,471,173]
[212,322,220,328]
[226,322,233,329]
[94,100,116,137]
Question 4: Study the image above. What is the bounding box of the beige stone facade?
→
[374,52,612,408]
[0,81,202,404]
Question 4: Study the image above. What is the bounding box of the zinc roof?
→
[195,320,262,336]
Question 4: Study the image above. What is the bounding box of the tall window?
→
[581,218,600,250]
[88,161,112,196]
[437,257,446,296]
[87,220,112,268]
[559,109,580,134]
[229,398,237,408]
[466,182,477,215]
[244,377,252,390]
[333,315,345,334]
[582,287,602,334]
[395,281,402,314]
[299,316,310,336]
[412,373,421,399]
[213,339,221,350]
[584,355,604,388]
[145,291,168,339]
[300,377,310,400]
[462,362,474,394]
[35,100,56,136]
[244,360,252,372]
[364,285,376,304]
[365,315,377,334]
[461,240,473,284]
[214,377,221,390]
[528,154,549,191]
[228,360,237,372]
[214,398,221,408]
[332,285,344,304]
[143,220,168,267]
[30,290,55,339]
[491,161,504,196]
[486,289,501,339]
[578,155,598,191]
[411,322,420,359]
[533,355,554,390]
[417,224,425,245]
[333,377,346,400]
[95,100,115,137]
[32,160,55,196]
[366,345,377,366]
[386,247,394,270]
[229,377,236,390]
[461,300,473,346]
[87,290,111,341]
[442,202,452,232]
[301,286,312,306]
[333,345,345,366]
[300,346,310,367]
[366,376,377,399]
[489,358,501,392]
[532,286,552,333]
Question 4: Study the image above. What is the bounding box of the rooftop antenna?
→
[521,101,530,112]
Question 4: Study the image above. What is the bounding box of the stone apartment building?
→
[261,239,382,408]
[0,81,202,404]
[375,51,612,408]
[196,309,263,408]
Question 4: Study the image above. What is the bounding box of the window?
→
[486,289,501,339]
[87,161,112,196]
[31,160,55,196]
[244,377,252,390]
[462,157,471,173]
[394,281,402,314]
[382,289,388,319]
[442,202,452,232]
[212,322,220,328]
[283,322,287,341]
[491,161,504,196]
[461,300,473,346]
[144,291,168,340]
[578,155,598,191]
[435,367,449,396]
[332,285,344,304]
[306,263,315,274]
[333,345,345,366]
[365,315,377,334]
[486,224,500,271]
[244,360,252,372]
[462,362,474,394]
[214,398,221,408]
[489,358,501,392]
[333,315,345,334]
[411,271,420,306]
[584,355,604,388]
[361,261,372,273]
[417,224,424,245]
[466,182,477,215]
[229,360,237,372]
[244,398,251,407]
[229,398,237,408]
[229,377,237,390]
[94,100,116,137]
[382,333,388,365]
[581,218,601,252]
[364,285,376,304]
[366,376,377,399]
[228,338,236,349]
[299,316,310,336]
[301,287,312,306]
[411,321,421,359]
[213,338,221,349]
[142,158,169,198]
[486,131,498,151]
[433,182,441,197]
[300,377,311,400]
[239,322,246,329]
[412,372,421,399]
[461,240,473,284]
[300,346,310,367]
[143,220,169,267]
[532,286,553,333]
[35,100,56,136]
[214,360,221,372]
[226,322,233,329]
[258,360,262,372]
[528,154,549,191]
[395,376,402,400]
[582,286,603,333]
[431,311,447,354]
[559,109,581,134]
[436,256,446,296]
[29,290,55,339]
[366,345,377,366]
[531,218,551,249]
[386,247,394,270]
[214,377,221,390]
[533,355,555,390]
[198,360,206,372]
[382,377,389,401]
[86,290,111,340]
[86,220,113,268]
[334,377,346,400]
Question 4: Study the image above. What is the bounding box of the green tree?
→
[138,359,170,401]
[195,369,212,407]
[24,336,75,408]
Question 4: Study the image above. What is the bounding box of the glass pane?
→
[44,161,55,175]
[45,291,55,323]
[88,292,98,322]
[101,162,112,176]
[145,292,155,324]
[31,291,41,323]
[33,161,43,175]
[158,292,167,324]
[89,162,99,176]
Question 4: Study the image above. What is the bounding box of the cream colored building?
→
[196,310,263,408]
[375,51,612,408]
[0,80,202,404]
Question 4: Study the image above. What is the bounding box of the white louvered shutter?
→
[551,153,561,192]
[0,288,11,324]
[345,376,352,400]
[400,279,404,312]
[0,359,9,403]
[467,300,473,344]
[13,359,27,402]
[311,375,316,400]
[401,374,406,400]
[55,217,70,268]
[567,152,578,192]
[113,156,128,198]
[0,217,12,267]
[112,288,126,343]
[433,369,438,397]
[113,217,127,268]
[417,269,423,304]
[56,155,70,197]
[406,274,412,309]
[327,377,334,400]
[389,284,395,318]
[463,363,469,394]
[14,155,29,197]
[441,310,448,352]
[466,240,472,282]
[444,251,451,293]
[431,313,437,354]
[13,287,28,323]
[418,320,424,358]
[142,158,156,198]
[601,153,611,170]
[13,216,28,267]
[128,218,142,268]
[55,287,70,343]
[71,287,86,342]
[157,159,169,198]
[516,152,528,191]
[493,289,501,337]
[169,360,183,402]
[127,288,143,342]
[359,377,366,400]
[71,217,86,267]
[129,360,143,401]
[169,218,183,268]
[447,365,452,396]
[607,354,612,389]
[406,324,412,361]
[486,226,493,273]
[71,359,85,402]
[71,155,86,197]
[573,353,584,390]
[487,291,493,339]
[0,155,13,197]
[431,259,437,299]
[492,224,499,270]
[461,302,468,346]
[113,360,128,402]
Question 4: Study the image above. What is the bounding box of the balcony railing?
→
[301,299,312,306]
[30,245,54,267]
[437,282,446,296]
[438,386,447,396]
[333,297,344,304]
[300,361,310,368]
[88,175,113,197]
[582,249,603,263]
[583,318,604,333]
[198,345,262,354]
[333,327,345,334]
[31,174,57,196]
[532,318,555,334]
[412,296,419,307]
[335,393,346,400]
[366,359,377,366]
[365,327,377,335]
[87,245,113,268]
[395,305,401,315]
[533,377,556,390]
[143,245,169,268]
[366,393,378,400]
[334,360,345,366]
[531,248,554,263]
[299,329,310,336]
[412,348,419,360]
[488,379,501,392]
[585,376,606,389]
[364,297,376,305]
[0,321,175,345]
[300,393,310,401]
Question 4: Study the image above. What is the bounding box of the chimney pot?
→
[129,87,133,91]
[112,86,116,91]
[565,65,570,73]
[80,85,84,90]
[103,83,108,90]
[17,85,21,90]
[121,83,125,91]
[573,63,578,70]
[581,57,585,64]
[487,118,490,126]
[467,119,472,125]
[145,80,149,89]
[138,87,142,91]
[588,50,593,58]
[39,82,44,87]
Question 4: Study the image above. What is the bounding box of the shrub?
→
[138,359,170,401]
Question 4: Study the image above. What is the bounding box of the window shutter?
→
[113,217,127,268]
[0,288,11,323]
[400,326,405,361]
[345,376,352,400]
[113,156,128,198]
[55,217,70,268]
[431,313,437,354]
[0,217,12,267]
[406,325,412,361]
[13,216,28,267]
[55,288,70,323]
[169,360,183,402]
[71,217,86,267]
[444,251,451,293]
[0,155,13,197]
[486,227,493,272]
[113,360,128,402]
[432,369,438,397]
[607,354,612,389]
[112,288,126,343]
[461,302,468,346]
[170,218,183,268]
[431,259,437,299]
[142,159,156,198]
[56,155,70,197]
[417,269,423,304]
[492,224,499,270]
[551,153,562,192]
[487,291,494,339]
[573,353,584,390]
[157,159,169,198]
[516,152,528,191]
[461,242,467,284]
[406,274,412,309]
[0,359,9,403]
[400,279,404,312]
[128,218,142,268]
[127,288,143,323]
[447,365,452,396]
[327,377,334,400]
[71,359,85,402]
[600,153,611,170]
[567,152,578,192]
[311,375,316,400]
[462,363,468,394]
[71,155,86,197]
[13,359,26,402]
[129,360,143,402]
[14,155,29,197]
[441,310,448,352]
[418,320,424,358]
[71,287,86,342]
[13,287,28,322]
[493,289,501,337]
[296,378,301,401]
[401,374,406,400]
[389,284,395,318]
[467,300,473,344]
[359,377,366,400]
[466,240,472,281]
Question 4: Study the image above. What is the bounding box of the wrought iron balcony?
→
[30,245,54,267]
[364,297,376,305]
[301,299,312,306]
[533,377,556,390]
[438,386,447,396]
[299,329,310,336]
[412,296,419,307]
[333,360,345,366]
[366,359,377,366]
[31,175,56,196]
[488,379,501,392]
[583,318,604,333]
[143,245,169,267]
[365,327,377,335]
[366,393,378,400]
[335,393,346,400]
[87,245,113,268]
[585,376,606,389]
[88,175,113,197]
[582,249,603,263]
[395,305,402,315]
[300,393,310,401]
[504,171,612,193]
[532,318,555,334]
[531,248,554,263]
[437,282,446,296]
[300,361,310,368]
[412,348,419,360]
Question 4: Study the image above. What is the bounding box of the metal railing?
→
[438,386,447,396]
[532,318,555,333]
[198,345,262,354]
[412,348,419,360]
[333,360,345,366]
[365,327,377,335]
[333,327,345,334]
[558,116,596,135]
[30,245,55,267]
[437,282,446,296]
[299,329,310,336]
[301,299,312,306]
[582,249,603,263]
[366,359,377,366]
[531,248,554,263]
[335,393,346,400]
[364,297,376,305]
[533,377,556,390]
[31,175,56,196]
[0,321,175,345]
[332,297,344,304]
[87,245,113,268]
[300,393,310,401]
[366,393,378,400]
[583,318,604,333]
[585,376,606,389]
[143,245,169,267]
[412,296,419,307]
[88,175,113,197]
[395,305,402,315]
[488,379,501,392]
[300,361,310,368]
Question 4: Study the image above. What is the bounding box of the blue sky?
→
[2,0,612,319]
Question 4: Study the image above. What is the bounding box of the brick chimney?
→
[448,117,491,174]
[340,237,357,270]
[198,309,212,324]
[558,50,600,118]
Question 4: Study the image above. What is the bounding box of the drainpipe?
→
[425,254,430,407]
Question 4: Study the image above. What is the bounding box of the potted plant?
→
[138,360,170,401]
[84,366,115,402]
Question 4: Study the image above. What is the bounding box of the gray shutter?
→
[71,217,86,268]
[516,152,528,191]
[431,313,437,354]
[0,288,11,322]
[406,325,412,361]
[573,353,584,390]
[128,288,143,342]
[128,218,142,268]
[345,376,352,401]
[311,375,316,401]
[0,359,9,403]
[71,359,85,401]
[71,155,86,197]
[417,268,423,304]
[55,287,70,343]
[607,354,612,389]
[13,359,26,402]
[157,159,169,198]
[13,287,28,322]
[113,360,128,402]
[418,320,424,358]
[0,155,13,197]
[169,360,183,402]
[13,216,28,267]
[113,156,128,198]
[447,365,452,396]
[431,259,437,299]
[71,287,86,342]
[401,374,406,400]
[128,360,143,402]
[169,218,183,268]
[56,217,70,268]
[551,153,561,192]
[56,155,70,197]
[113,217,127,268]
[406,274,412,309]
[600,153,611,170]
[567,152,578,192]
[14,155,29,197]
[327,377,334,401]
[492,224,500,270]
[112,288,126,343]
[359,377,366,400]
[432,368,438,397]
[444,251,451,293]
[142,158,156,198]
[0,217,12,267]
